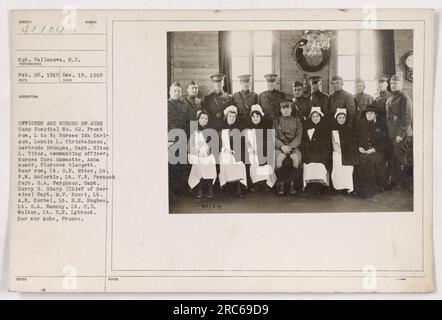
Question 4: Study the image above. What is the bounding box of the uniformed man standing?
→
[354,79,374,120]
[292,80,310,122]
[329,75,357,127]
[182,80,202,126]
[373,75,393,184]
[168,81,189,198]
[168,81,188,133]
[233,74,258,127]
[258,73,286,128]
[203,73,235,130]
[373,75,392,120]
[309,75,330,118]
[386,74,412,189]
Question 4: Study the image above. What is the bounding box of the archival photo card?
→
[8,9,434,293]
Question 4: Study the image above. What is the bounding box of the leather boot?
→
[196,183,203,199]
[289,181,297,195]
[264,181,272,191]
[277,182,285,195]
[249,183,257,192]
[236,182,244,198]
[206,180,214,199]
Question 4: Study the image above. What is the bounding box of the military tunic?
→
[354,92,374,119]
[310,90,330,117]
[203,91,235,130]
[168,99,188,133]
[386,91,412,140]
[233,90,259,124]
[182,95,202,136]
[168,98,190,196]
[272,115,303,183]
[373,90,392,121]
[183,95,202,121]
[258,90,286,127]
[329,89,357,127]
[373,90,393,178]
[386,90,412,185]
[293,96,311,122]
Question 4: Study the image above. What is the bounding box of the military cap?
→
[210,73,226,82]
[309,76,322,84]
[331,75,343,82]
[264,73,278,82]
[355,78,365,84]
[293,80,304,88]
[170,81,181,87]
[238,74,251,82]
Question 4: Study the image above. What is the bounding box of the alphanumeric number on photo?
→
[201,202,223,210]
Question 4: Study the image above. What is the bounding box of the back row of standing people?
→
[168,72,412,193]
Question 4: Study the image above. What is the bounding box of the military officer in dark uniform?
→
[168,81,188,134]
[182,80,202,126]
[292,80,311,122]
[373,75,392,121]
[258,73,286,128]
[354,79,374,120]
[233,74,258,127]
[329,75,357,128]
[309,75,330,119]
[168,81,189,198]
[373,75,393,185]
[203,73,235,131]
[386,74,412,189]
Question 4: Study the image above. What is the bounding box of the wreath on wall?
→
[291,39,331,72]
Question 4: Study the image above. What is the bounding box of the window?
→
[231,31,273,93]
[337,30,377,95]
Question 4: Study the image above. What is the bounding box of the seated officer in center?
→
[273,99,303,196]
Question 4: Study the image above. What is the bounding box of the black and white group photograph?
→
[2,3,438,298]
[167,29,414,214]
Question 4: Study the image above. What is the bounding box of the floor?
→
[169,186,414,214]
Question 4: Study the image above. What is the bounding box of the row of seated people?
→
[169,99,407,199]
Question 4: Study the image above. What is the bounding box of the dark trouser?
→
[169,164,190,197]
[354,152,385,196]
[389,137,410,187]
[275,154,302,187]
[384,139,394,182]
[263,114,275,129]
